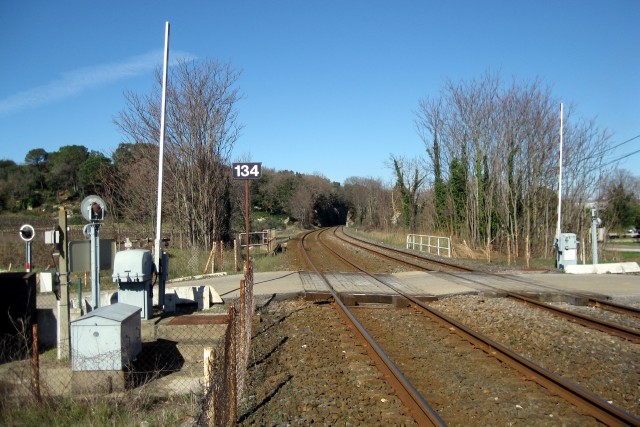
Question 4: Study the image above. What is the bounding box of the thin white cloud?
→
[0,50,197,116]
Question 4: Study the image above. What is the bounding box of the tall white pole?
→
[556,103,563,241]
[155,21,170,306]
[90,224,100,309]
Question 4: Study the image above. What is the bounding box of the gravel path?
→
[238,299,416,426]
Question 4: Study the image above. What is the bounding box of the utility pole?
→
[57,207,70,360]
[555,103,564,268]
[591,208,600,264]
[555,103,564,242]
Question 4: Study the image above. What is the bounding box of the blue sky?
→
[1,1,638,184]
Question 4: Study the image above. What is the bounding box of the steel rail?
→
[499,272,640,319]
[506,293,640,344]
[339,226,640,334]
[587,298,640,318]
[301,229,446,427]
[318,227,640,426]
[332,227,472,272]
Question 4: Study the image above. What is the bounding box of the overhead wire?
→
[578,133,640,174]
[600,146,640,169]
[571,133,639,166]
[602,133,640,155]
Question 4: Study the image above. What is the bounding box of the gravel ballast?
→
[430,295,640,417]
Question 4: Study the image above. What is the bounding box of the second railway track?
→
[336,226,640,341]
[300,227,640,426]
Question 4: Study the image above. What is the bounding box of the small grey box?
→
[71,303,141,371]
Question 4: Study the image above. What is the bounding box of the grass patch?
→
[348,227,407,247]
[0,394,197,427]
[605,240,640,246]
[603,250,640,263]
[165,233,298,278]
[252,251,296,272]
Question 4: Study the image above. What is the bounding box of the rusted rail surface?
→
[317,227,640,426]
[499,272,640,320]
[506,293,640,344]
[300,229,446,427]
[587,298,640,318]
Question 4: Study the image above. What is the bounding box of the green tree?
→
[48,145,89,196]
[79,151,111,194]
[391,155,425,232]
[111,143,137,166]
[604,183,636,231]
[252,169,299,216]
[24,148,48,191]
[448,156,467,235]
[0,160,19,211]
[428,131,446,230]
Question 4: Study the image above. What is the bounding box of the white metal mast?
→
[155,21,170,306]
[555,103,563,242]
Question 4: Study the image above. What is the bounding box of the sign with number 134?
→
[232,162,262,179]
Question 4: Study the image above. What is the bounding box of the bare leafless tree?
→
[101,143,159,237]
[415,72,612,260]
[114,58,242,248]
[344,176,393,229]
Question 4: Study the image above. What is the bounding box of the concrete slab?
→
[521,273,640,299]
[564,262,640,274]
[390,271,478,296]
[300,272,329,293]
[158,270,640,306]
[325,272,392,295]
[172,271,304,301]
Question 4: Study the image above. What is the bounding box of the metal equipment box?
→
[112,249,154,282]
[112,249,154,319]
[70,303,141,371]
[556,232,578,269]
[0,273,36,363]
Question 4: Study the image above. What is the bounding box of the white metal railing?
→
[406,234,451,257]
[239,229,277,252]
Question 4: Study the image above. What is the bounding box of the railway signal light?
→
[19,224,35,242]
[80,195,106,222]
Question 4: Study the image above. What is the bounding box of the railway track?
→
[301,227,640,426]
[300,229,445,426]
[336,226,640,343]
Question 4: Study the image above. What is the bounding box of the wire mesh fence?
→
[0,262,255,426]
[197,261,254,426]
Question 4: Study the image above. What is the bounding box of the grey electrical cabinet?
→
[556,233,578,269]
[70,303,141,371]
[112,249,154,319]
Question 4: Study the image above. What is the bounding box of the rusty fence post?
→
[31,323,41,403]
[204,347,215,424]
[219,240,224,272]
[228,306,238,425]
[233,239,238,272]
[211,242,218,273]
